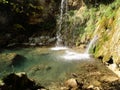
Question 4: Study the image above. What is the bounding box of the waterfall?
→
[61,35,99,60]
[56,0,68,47]
[85,35,98,53]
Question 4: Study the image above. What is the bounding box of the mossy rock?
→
[0,53,26,67]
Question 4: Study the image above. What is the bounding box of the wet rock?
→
[0,72,46,90]
[29,64,52,74]
[0,53,25,67]
[28,36,56,46]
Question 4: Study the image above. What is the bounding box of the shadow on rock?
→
[0,53,27,71]
[0,72,46,90]
[10,54,26,67]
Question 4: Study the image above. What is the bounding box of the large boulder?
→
[64,78,83,90]
[0,72,46,90]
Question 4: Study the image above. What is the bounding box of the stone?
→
[0,53,25,67]
[29,64,52,74]
[88,85,94,89]
[28,36,56,46]
[15,72,26,77]
[65,78,78,89]
[92,80,101,86]
[0,72,46,90]
[100,76,119,82]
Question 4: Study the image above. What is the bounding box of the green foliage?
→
[104,6,115,18]
[0,0,8,3]
[69,10,75,16]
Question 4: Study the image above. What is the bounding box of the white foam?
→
[51,47,68,51]
[62,50,90,60]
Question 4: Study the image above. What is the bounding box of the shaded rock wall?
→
[0,72,46,90]
[0,0,61,47]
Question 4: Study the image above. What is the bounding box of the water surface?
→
[0,47,94,87]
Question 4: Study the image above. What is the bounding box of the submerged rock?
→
[0,53,25,67]
[0,72,46,90]
[29,64,52,75]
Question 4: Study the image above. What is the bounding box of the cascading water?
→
[56,0,64,46]
[51,0,98,60]
[51,0,68,50]
[62,35,99,60]
[56,0,68,46]
[85,35,98,53]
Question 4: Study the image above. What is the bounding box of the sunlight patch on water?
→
[62,50,90,60]
[51,46,68,51]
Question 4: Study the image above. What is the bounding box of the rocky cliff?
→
[66,0,120,68]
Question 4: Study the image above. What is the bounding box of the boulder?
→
[0,53,25,67]
[0,72,46,90]
[65,78,78,90]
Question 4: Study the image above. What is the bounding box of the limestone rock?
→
[65,78,78,89]
[100,76,119,82]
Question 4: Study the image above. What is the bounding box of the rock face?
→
[28,36,56,46]
[0,0,60,47]
[65,0,120,70]
[92,7,120,68]
[0,72,46,90]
